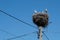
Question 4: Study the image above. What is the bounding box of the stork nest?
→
[32,13,49,27]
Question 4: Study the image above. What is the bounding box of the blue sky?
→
[0,0,60,40]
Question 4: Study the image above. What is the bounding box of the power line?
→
[43,30,60,33]
[0,10,38,29]
[0,29,25,40]
[7,31,37,40]
[0,29,16,36]
[43,32,49,40]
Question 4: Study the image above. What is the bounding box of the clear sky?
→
[0,0,60,40]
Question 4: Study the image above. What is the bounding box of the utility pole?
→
[39,27,43,40]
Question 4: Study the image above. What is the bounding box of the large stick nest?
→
[32,13,49,27]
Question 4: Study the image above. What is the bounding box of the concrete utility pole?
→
[39,27,43,40]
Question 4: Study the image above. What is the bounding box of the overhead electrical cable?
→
[0,10,37,29]
[43,32,49,40]
[0,29,16,36]
[7,31,37,40]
